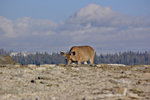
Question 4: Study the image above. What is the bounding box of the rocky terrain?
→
[0,64,150,100]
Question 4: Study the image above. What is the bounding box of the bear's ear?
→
[71,51,76,56]
[60,52,67,56]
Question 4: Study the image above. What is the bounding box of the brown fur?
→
[61,46,95,64]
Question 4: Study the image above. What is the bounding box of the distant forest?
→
[0,48,150,65]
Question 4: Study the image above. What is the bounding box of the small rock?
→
[38,76,41,79]
[121,71,125,74]
[82,97,86,100]
[35,98,38,100]
[31,80,35,83]
[96,64,102,67]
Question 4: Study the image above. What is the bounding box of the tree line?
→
[12,52,65,65]
[0,48,150,65]
[94,52,150,65]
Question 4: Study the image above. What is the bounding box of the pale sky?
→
[0,0,150,53]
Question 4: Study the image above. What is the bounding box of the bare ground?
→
[0,64,150,100]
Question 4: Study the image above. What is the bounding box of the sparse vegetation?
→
[0,63,150,99]
[0,55,16,64]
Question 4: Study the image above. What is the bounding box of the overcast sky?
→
[0,0,150,53]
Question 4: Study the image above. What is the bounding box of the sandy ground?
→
[0,64,150,100]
